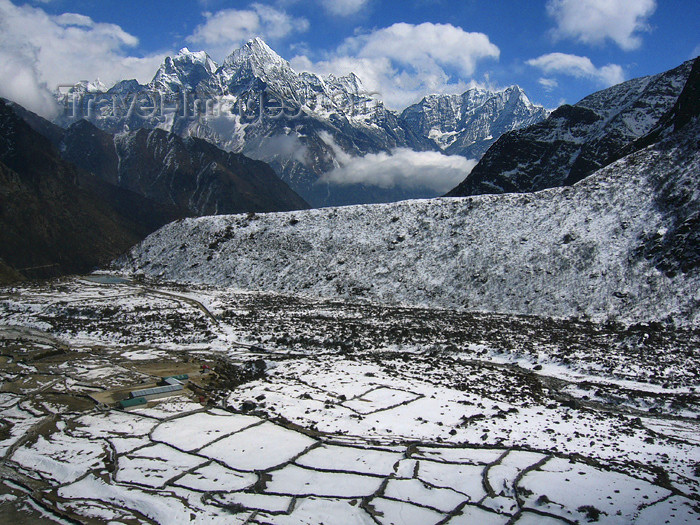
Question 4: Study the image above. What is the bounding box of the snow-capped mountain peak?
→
[229,37,285,65]
[174,48,217,71]
[151,48,217,93]
[70,79,109,94]
[221,37,293,79]
[325,72,364,94]
[400,84,549,156]
[218,37,301,99]
[502,85,532,106]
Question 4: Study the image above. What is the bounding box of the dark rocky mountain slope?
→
[0,99,179,280]
[0,98,308,282]
[447,58,696,197]
[60,120,309,216]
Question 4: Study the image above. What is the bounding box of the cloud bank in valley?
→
[318,132,476,193]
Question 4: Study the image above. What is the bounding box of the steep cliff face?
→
[447,58,696,197]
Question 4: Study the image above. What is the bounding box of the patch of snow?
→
[199,421,316,471]
[151,411,261,451]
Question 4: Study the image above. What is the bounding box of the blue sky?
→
[0,0,698,116]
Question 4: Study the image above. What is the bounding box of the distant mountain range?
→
[56,38,548,207]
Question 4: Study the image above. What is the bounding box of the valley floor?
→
[0,276,698,524]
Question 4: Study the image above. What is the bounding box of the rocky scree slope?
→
[447,58,696,197]
[119,112,700,325]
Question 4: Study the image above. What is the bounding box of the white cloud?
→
[538,77,558,92]
[0,49,58,118]
[342,23,499,78]
[292,22,499,109]
[54,13,96,28]
[547,0,656,51]
[187,3,309,60]
[319,0,369,17]
[247,133,309,165]
[527,53,625,87]
[319,132,476,193]
[0,0,167,118]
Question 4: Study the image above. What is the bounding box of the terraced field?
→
[0,276,698,524]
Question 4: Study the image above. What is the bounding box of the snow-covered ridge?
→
[119,119,700,326]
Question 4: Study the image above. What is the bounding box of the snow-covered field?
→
[118,121,700,326]
[0,277,698,523]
